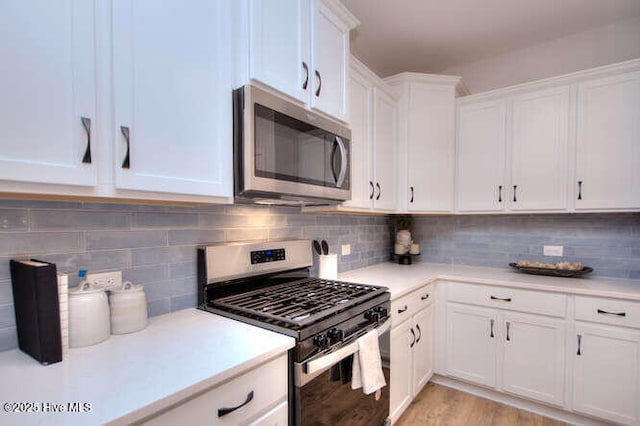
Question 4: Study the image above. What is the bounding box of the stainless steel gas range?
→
[198,240,391,426]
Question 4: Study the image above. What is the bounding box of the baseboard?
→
[430,375,608,426]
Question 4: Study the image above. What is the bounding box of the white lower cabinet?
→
[572,296,640,425]
[390,285,434,423]
[501,312,565,406]
[143,354,288,425]
[443,283,567,408]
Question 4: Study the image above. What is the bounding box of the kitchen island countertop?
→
[340,262,640,301]
[0,308,295,425]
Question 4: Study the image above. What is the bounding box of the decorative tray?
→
[509,262,593,278]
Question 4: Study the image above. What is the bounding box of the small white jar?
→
[69,282,111,348]
[109,282,148,334]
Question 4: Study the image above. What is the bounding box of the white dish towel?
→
[351,328,386,396]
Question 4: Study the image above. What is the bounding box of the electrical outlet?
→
[543,245,564,257]
[86,271,122,290]
[341,244,351,256]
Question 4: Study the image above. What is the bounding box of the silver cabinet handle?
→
[120,126,131,169]
[218,391,254,417]
[81,117,92,164]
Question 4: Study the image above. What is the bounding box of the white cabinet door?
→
[112,0,233,198]
[510,87,570,211]
[412,305,434,395]
[407,85,456,212]
[445,304,497,388]
[248,0,309,103]
[456,100,507,212]
[575,72,640,210]
[0,0,97,187]
[573,323,640,425]
[372,88,397,211]
[342,66,373,209]
[309,0,350,122]
[390,319,413,424]
[501,313,565,406]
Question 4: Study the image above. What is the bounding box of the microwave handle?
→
[334,136,348,188]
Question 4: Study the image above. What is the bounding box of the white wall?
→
[439,16,640,94]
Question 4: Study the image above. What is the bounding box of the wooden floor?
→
[395,383,569,426]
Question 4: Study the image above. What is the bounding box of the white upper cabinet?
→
[457,86,570,213]
[372,87,398,211]
[456,100,507,212]
[342,66,373,210]
[245,0,357,122]
[309,0,352,121]
[456,60,640,214]
[248,0,308,103]
[338,58,396,213]
[575,71,640,210]
[0,0,97,188]
[510,86,570,211]
[112,0,233,198]
[386,74,462,213]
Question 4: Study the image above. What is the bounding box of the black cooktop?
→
[210,277,387,328]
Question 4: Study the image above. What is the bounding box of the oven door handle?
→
[303,318,391,376]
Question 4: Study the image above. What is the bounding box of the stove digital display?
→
[250,248,285,264]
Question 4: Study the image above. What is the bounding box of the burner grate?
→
[210,278,385,328]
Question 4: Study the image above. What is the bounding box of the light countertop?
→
[0,309,295,426]
[340,262,640,301]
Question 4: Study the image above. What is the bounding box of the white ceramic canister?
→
[68,282,111,348]
[109,282,148,334]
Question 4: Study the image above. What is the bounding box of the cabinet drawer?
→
[575,296,640,329]
[447,282,566,317]
[391,284,434,326]
[144,355,288,425]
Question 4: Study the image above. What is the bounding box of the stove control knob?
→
[375,307,388,318]
[313,334,329,349]
[364,309,380,323]
[328,328,344,343]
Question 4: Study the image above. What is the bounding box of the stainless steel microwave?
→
[233,85,351,206]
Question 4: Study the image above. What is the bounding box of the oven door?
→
[293,319,391,426]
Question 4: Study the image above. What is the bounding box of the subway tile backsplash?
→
[411,213,640,279]
[0,199,391,351]
[0,198,638,353]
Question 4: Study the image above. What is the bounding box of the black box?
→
[10,259,62,365]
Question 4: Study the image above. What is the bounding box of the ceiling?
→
[341,0,640,78]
